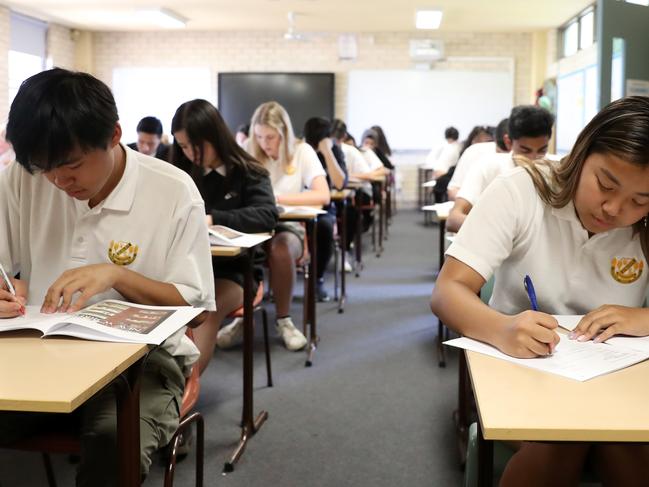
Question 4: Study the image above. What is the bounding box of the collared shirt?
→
[457,152,514,205]
[361,147,385,171]
[0,144,216,372]
[264,142,325,196]
[341,143,372,195]
[448,142,496,191]
[432,141,461,174]
[446,167,648,315]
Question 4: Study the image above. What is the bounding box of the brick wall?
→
[48,24,76,70]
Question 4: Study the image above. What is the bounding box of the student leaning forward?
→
[0,68,215,486]
[431,96,649,487]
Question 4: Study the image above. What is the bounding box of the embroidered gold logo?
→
[285,164,296,175]
[610,257,643,284]
[108,241,139,266]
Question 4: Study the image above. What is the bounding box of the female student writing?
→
[431,96,649,486]
[170,99,278,372]
[248,101,330,350]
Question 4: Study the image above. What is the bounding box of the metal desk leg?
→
[305,218,318,367]
[377,181,384,257]
[115,357,145,487]
[338,198,347,314]
[354,193,363,278]
[224,249,268,473]
[477,421,494,487]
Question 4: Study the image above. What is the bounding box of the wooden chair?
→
[8,329,205,487]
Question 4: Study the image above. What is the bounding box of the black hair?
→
[508,105,554,140]
[495,118,509,151]
[136,116,163,136]
[236,123,250,136]
[303,117,331,149]
[170,99,268,186]
[6,67,119,174]
[370,125,392,156]
[444,126,459,141]
[331,119,347,140]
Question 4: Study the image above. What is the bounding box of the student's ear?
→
[503,134,513,151]
[109,123,122,149]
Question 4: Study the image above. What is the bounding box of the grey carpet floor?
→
[0,209,464,487]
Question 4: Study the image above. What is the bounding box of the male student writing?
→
[0,68,215,486]
[446,106,554,233]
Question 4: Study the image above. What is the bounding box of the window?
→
[560,5,596,58]
[8,12,47,106]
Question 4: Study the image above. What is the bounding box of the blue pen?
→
[523,274,539,311]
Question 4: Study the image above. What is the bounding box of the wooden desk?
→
[466,350,649,486]
[211,245,268,472]
[279,209,320,366]
[0,332,148,486]
[331,190,354,314]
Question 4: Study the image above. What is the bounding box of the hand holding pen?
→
[522,274,559,356]
[0,262,26,317]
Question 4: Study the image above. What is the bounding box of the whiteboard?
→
[112,67,213,143]
[346,69,513,151]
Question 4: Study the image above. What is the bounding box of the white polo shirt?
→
[0,145,216,372]
[361,147,385,171]
[341,143,372,195]
[264,142,325,195]
[446,167,648,315]
[448,142,496,191]
[433,141,461,174]
[456,152,514,205]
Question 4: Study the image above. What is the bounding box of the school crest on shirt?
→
[610,257,643,284]
[108,240,139,266]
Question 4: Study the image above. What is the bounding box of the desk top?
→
[467,350,649,442]
[279,208,322,220]
[331,189,354,200]
[211,246,243,257]
[0,332,148,413]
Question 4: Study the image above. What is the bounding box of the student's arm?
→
[446,198,473,233]
[41,264,189,313]
[431,257,559,358]
[276,175,330,206]
[209,172,279,232]
[570,305,649,343]
[318,138,347,190]
[447,187,459,201]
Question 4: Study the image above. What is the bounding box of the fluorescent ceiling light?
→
[137,8,188,28]
[416,10,443,30]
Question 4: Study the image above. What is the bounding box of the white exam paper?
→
[445,335,649,381]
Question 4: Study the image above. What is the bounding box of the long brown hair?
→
[520,96,649,259]
[171,99,268,181]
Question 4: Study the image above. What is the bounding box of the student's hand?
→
[42,264,123,314]
[497,310,560,358]
[205,214,213,226]
[0,277,27,318]
[318,138,333,153]
[570,305,649,343]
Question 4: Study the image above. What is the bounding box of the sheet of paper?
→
[0,306,64,333]
[445,335,649,381]
[421,201,454,218]
[552,315,583,331]
[277,205,327,215]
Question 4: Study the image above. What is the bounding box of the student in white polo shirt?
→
[248,101,330,351]
[431,96,649,486]
[0,68,215,486]
[447,141,497,200]
[446,107,554,233]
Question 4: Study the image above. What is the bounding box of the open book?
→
[276,205,327,216]
[208,225,271,248]
[0,299,202,345]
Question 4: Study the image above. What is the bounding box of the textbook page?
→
[445,335,649,381]
[0,300,202,345]
[208,225,271,248]
[277,205,327,215]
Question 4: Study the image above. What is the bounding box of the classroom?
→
[1,0,649,486]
